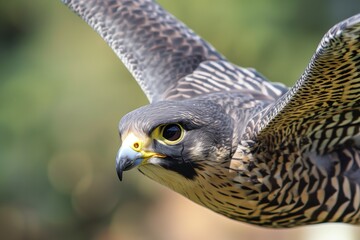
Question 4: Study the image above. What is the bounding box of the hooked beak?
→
[115,133,165,181]
[115,144,142,181]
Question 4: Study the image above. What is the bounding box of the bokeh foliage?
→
[1,0,360,239]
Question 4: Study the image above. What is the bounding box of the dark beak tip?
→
[117,170,123,181]
[116,162,124,181]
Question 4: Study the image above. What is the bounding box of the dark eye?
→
[162,124,183,142]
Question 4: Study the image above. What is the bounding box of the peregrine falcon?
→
[62,0,360,227]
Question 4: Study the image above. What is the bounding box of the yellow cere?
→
[123,132,166,160]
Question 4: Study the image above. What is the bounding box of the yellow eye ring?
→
[152,123,185,145]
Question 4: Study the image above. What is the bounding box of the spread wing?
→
[163,60,287,101]
[62,0,287,103]
[254,14,360,155]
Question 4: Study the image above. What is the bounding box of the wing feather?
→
[254,14,360,154]
[62,0,224,102]
[164,60,287,101]
[62,0,287,102]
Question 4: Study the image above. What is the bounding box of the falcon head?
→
[116,100,235,193]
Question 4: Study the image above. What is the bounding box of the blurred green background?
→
[1,0,360,239]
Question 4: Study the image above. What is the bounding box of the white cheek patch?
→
[190,141,204,157]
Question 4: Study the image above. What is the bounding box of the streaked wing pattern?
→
[62,0,224,102]
[63,0,289,103]
[164,60,288,101]
[255,14,360,154]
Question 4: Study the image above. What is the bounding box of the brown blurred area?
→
[0,0,360,239]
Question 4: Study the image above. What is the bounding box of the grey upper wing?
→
[253,14,360,154]
[62,0,288,103]
[62,0,224,103]
[164,60,288,101]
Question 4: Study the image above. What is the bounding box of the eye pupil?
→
[162,124,182,141]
